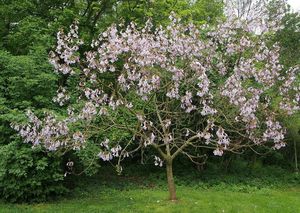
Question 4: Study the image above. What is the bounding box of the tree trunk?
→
[166,160,177,201]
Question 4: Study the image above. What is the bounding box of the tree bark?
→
[166,160,177,201]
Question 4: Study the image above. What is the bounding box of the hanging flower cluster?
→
[154,156,164,167]
[49,21,83,75]
[53,87,70,106]
[98,138,122,161]
[12,110,85,151]
[279,67,300,114]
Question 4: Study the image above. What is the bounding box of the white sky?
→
[288,0,300,11]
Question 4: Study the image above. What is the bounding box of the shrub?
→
[0,139,67,203]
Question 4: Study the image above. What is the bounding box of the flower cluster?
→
[98,138,123,161]
[53,87,70,106]
[279,67,300,114]
[263,116,286,149]
[216,126,230,148]
[49,21,83,75]
[12,110,85,151]
[154,156,163,167]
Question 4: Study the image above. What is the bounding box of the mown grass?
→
[0,185,299,213]
[1,164,300,213]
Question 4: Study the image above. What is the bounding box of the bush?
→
[0,139,68,203]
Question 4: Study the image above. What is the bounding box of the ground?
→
[0,187,299,212]
[1,164,299,212]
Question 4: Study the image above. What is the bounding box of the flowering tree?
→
[13,13,299,200]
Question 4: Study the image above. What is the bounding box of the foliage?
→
[276,12,300,67]
[115,0,224,26]
[274,8,300,172]
[0,139,67,203]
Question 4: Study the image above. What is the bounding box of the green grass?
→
[1,164,299,212]
[0,185,299,213]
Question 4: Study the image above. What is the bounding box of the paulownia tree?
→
[13,13,299,200]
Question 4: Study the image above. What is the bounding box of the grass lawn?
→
[1,165,299,213]
[0,185,299,213]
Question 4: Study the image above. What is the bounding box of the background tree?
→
[275,10,300,173]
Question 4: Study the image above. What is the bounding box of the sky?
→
[288,0,300,11]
